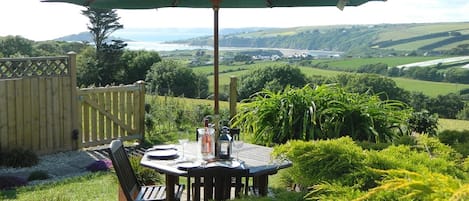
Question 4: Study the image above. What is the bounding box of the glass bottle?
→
[201,118,213,159]
[217,126,232,160]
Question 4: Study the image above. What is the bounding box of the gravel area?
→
[0,149,110,186]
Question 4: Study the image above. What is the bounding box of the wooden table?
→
[140,142,292,201]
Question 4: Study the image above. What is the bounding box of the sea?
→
[125,41,343,57]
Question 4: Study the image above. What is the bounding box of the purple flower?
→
[0,176,28,190]
[86,159,113,172]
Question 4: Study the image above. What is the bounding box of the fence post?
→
[136,80,146,143]
[68,52,80,150]
[229,76,238,122]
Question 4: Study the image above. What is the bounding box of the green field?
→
[376,22,469,42]
[314,56,443,69]
[195,59,469,98]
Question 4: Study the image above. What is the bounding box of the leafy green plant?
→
[234,85,412,145]
[1,148,38,168]
[354,169,469,201]
[272,137,367,187]
[28,170,50,181]
[408,110,439,135]
[128,155,163,185]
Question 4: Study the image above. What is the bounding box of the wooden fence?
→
[0,53,145,155]
[78,82,145,148]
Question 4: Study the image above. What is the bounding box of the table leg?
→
[165,174,178,201]
[253,175,269,196]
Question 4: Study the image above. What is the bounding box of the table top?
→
[140,141,291,177]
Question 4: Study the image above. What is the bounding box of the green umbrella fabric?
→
[43,0,384,9]
[42,0,385,115]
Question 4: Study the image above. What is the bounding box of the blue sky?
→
[1,0,469,41]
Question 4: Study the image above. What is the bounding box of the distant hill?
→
[54,32,130,42]
[54,27,271,43]
[170,22,469,56]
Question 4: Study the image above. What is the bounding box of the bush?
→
[272,137,367,187]
[438,130,469,157]
[0,176,27,190]
[128,155,163,185]
[28,170,50,181]
[234,85,412,145]
[408,110,439,135]
[1,148,38,168]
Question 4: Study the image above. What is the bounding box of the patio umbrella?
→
[42,0,386,115]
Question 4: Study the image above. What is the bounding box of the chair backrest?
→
[109,139,140,201]
[187,166,248,201]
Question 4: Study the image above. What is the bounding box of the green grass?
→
[388,37,453,51]
[197,59,469,97]
[376,22,469,42]
[0,169,298,201]
[0,172,118,201]
[438,118,469,131]
[314,56,443,69]
[392,77,469,97]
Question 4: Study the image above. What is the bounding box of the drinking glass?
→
[233,140,244,161]
[178,138,189,160]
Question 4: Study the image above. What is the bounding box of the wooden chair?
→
[186,166,249,201]
[109,139,184,201]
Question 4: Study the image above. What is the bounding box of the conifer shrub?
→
[1,148,38,168]
[272,137,367,187]
[28,170,50,181]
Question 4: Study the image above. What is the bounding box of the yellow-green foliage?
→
[354,169,469,201]
[272,137,367,187]
[276,136,469,200]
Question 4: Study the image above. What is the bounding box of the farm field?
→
[195,59,469,97]
[438,118,469,131]
[313,56,444,70]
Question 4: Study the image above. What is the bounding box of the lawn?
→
[0,172,118,201]
[0,170,298,201]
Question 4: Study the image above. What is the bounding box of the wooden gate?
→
[0,53,145,154]
[77,82,145,148]
[0,54,78,155]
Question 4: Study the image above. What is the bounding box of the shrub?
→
[0,176,27,190]
[408,110,438,135]
[354,169,469,201]
[439,130,469,144]
[128,155,162,185]
[272,137,367,187]
[86,159,113,172]
[28,170,50,181]
[1,148,38,168]
[234,85,411,145]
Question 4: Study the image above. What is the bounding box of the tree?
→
[145,60,209,98]
[335,73,409,102]
[120,50,161,84]
[0,36,34,57]
[81,8,123,51]
[238,64,308,100]
[81,7,125,86]
[429,93,465,119]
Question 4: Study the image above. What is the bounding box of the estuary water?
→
[126,41,343,57]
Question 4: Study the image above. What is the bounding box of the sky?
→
[1,0,469,41]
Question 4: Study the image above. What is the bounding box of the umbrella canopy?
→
[43,0,384,9]
[42,0,386,115]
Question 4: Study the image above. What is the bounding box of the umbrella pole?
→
[213,5,220,116]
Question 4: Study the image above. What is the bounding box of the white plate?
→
[146,149,178,159]
[151,144,176,150]
[177,161,201,170]
[206,160,241,168]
